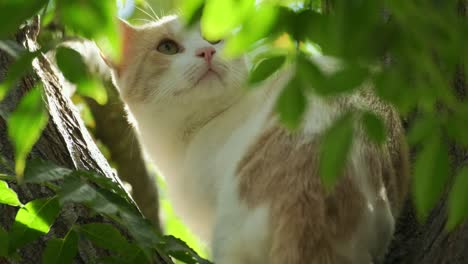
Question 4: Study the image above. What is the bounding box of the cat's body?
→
[108,15,409,264]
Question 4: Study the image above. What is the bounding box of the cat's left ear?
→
[100,18,137,74]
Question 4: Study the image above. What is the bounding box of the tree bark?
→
[0,18,171,263]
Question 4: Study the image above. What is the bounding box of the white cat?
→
[105,15,409,264]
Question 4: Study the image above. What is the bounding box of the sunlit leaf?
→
[201,0,254,40]
[447,167,468,230]
[80,223,130,252]
[413,134,449,219]
[276,74,307,129]
[0,0,48,37]
[8,86,48,178]
[180,0,205,27]
[9,197,61,252]
[24,159,72,183]
[362,111,386,144]
[319,113,354,190]
[42,229,79,264]
[77,78,108,105]
[224,4,279,56]
[0,226,8,257]
[248,55,286,85]
[0,180,22,207]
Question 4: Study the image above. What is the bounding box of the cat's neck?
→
[128,93,247,175]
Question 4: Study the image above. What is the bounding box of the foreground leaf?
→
[319,113,354,190]
[42,229,79,264]
[80,223,130,253]
[276,75,307,129]
[0,51,40,101]
[447,167,468,230]
[0,180,22,206]
[161,235,212,264]
[9,197,61,252]
[24,159,72,183]
[248,55,286,85]
[0,226,8,257]
[413,134,449,219]
[0,0,48,37]
[8,86,48,178]
[362,111,386,144]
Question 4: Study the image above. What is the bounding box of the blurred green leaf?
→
[248,55,286,85]
[180,0,205,27]
[55,47,107,104]
[407,115,438,145]
[224,4,279,56]
[0,226,8,257]
[55,47,88,84]
[8,86,48,178]
[24,159,72,184]
[201,0,254,40]
[0,51,40,101]
[319,113,354,190]
[362,111,386,144]
[0,180,22,207]
[42,229,79,264]
[447,167,468,230]
[276,74,307,129]
[0,0,48,37]
[9,197,61,252]
[80,223,130,253]
[413,134,449,219]
[56,0,119,60]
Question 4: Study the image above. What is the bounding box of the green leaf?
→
[412,134,449,219]
[447,167,468,230]
[276,75,307,129]
[8,86,48,178]
[319,113,354,190]
[55,47,107,104]
[180,0,205,27]
[55,47,88,84]
[314,65,368,96]
[0,226,8,257]
[407,116,438,145]
[56,0,119,60]
[24,159,72,183]
[0,180,22,206]
[0,51,40,101]
[248,55,286,85]
[9,197,61,252]
[42,229,79,264]
[201,0,254,40]
[0,0,48,37]
[58,176,118,215]
[161,235,212,264]
[80,223,130,253]
[362,111,386,144]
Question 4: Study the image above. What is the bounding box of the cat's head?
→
[107,16,248,107]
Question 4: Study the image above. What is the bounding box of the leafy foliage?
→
[0,0,466,263]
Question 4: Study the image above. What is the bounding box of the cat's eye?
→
[157,39,180,55]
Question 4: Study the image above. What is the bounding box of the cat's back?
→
[214,89,409,264]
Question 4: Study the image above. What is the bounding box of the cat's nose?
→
[196,47,216,64]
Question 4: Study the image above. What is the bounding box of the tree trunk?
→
[0,18,171,263]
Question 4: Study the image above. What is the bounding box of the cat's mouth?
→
[194,68,223,86]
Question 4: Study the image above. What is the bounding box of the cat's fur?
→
[106,15,409,264]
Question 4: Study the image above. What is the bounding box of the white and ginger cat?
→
[105,15,409,264]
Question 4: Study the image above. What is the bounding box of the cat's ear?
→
[100,19,136,74]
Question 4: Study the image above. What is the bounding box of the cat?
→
[104,15,409,264]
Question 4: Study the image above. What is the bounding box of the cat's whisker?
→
[143,1,160,20]
[132,18,155,24]
[135,6,157,21]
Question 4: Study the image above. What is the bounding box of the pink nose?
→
[196,47,216,63]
